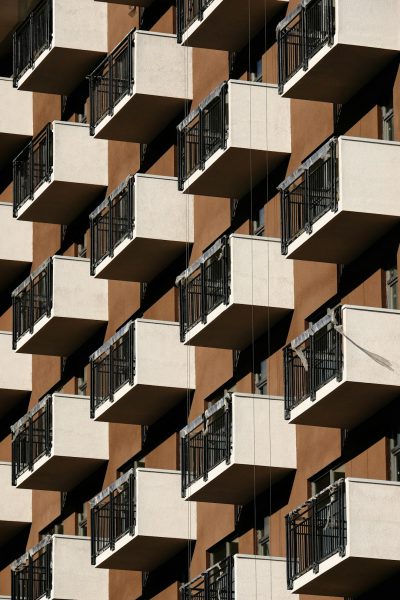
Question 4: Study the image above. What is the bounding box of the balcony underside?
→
[293,554,400,597]
[182,0,287,51]
[96,534,187,571]
[186,463,293,504]
[0,389,29,419]
[94,382,188,425]
[95,237,186,282]
[15,316,105,356]
[0,259,30,292]
[18,46,105,95]
[94,93,185,143]
[16,455,106,492]
[185,303,290,350]
[0,520,29,545]
[0,132,31,169]
[282,44,398,103]
[183,147,287,198]
[289,380,400,430]
[16,180,106,225]
[286,210,399,264]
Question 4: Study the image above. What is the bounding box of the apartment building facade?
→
[0,0,399,599]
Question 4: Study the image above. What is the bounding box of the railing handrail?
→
[177,81,228,190]
[13,122,53,217]
[90,175,135,275]
[279,137,338,254]
[12,256,53,349]
[88,29,135,135]
[13,0,53,87]
[180,555,234,599]
[90,320,136,417]
[12,537,52,600]
[180,394,232,496]
[176,0,215,43]
[177,235,230,342]
[283,308,343,419]
[90,469,136,564]
[277,0,335,93]
[11,395,52,485]
[286,478,346,589]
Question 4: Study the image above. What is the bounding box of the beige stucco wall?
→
[336,0,400,50]
[0,332,31,392]
[0,78,32,137]
[235,555,297,600]
[231,235,294,310]
[135,319,195,390]
[0,462,31,525]
[52,122,108,187]
[0,203,32,264]
[53,0,107,52]
[229,81,291,154]
[52,256,108,322]
[135,31,193,100]
[135,174,194,243]
[135,468,196,540]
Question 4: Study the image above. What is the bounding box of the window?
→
[381,102,394,142]
[76,503,88,536]
[252,206,265,236]
[76,231,87,258]
[249,55,263,83]
[390,428,400,482]
[254,359,267,395]
[209,538,239,567]
[386,266,398,309]
[76,366,87,396]
[311,466,345,496]
[256,515,270,556]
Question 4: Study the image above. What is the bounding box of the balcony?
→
[0,203,32,291]
[280,137,400,263]
[181,555,296,600]
[91,468,196,571]
[12,394,108,491]
[12,256,108,356]
[13,121,108,225]
[177,235,294,349]
[178,0,289,50]
[178,80,290,198]
[0,462,31,545]
[287,478,400,596]
[12,535,108,600]
[0,78,32,168]
[0,332,31,419]
[277,0,400,103]
[181,393,296,503]
[89,29,193,143]
[284,305,400,429]
[13,0,107,94]
[0,1,39,58]
[90,174,194,282]
[91,319,195,424]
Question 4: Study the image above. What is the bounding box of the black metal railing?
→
[277,0,335,92]
[13,123,53,217]
[280,138,337,254]
[13,0,53,87]
[181,396,232,496]
[286,479,346,589]
[90,321,135,417]
[284,309,343,419]
[12,258,53,350]
[176,0,215,42]
[90,176,135,275]
[177,82,228,190]
[12,396,52,486]
[88,29,134,135]
[90,470,135,564]
[181,556,234,600]
[177,236,230,342]
[12,538,52,600]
